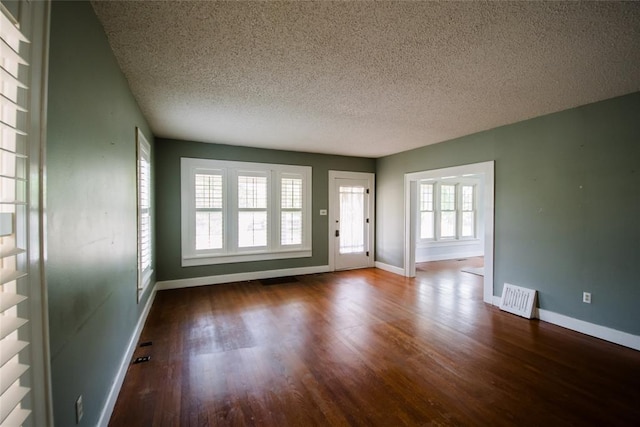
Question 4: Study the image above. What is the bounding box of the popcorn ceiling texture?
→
[91,1,640,158]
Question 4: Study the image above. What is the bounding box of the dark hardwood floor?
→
[109,258,640,426]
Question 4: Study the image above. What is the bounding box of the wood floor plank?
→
[109,258,640,426]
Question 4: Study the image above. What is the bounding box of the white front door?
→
[329,172,374,270]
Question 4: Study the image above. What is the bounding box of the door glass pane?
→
[238,211,267,247]
[339,186,364,254]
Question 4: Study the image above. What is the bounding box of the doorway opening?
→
[404,161,494,303]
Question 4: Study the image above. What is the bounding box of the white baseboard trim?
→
[374,261,405,276]
[536,308,640,351]
[97,284,157,427]
[156,265,331,290]
[490,296,640,351]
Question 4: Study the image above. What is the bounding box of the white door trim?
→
[404,161,495,303]
[328,171,375,271]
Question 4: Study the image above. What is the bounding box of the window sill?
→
[138,268,154,301]
[182,249,312,267]
[417,239,481,248]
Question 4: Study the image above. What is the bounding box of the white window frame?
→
[136,128,153,299]
[439,183,458,240]
[181,158,312,266]
[235,170,270,250]
[418,178,478,244]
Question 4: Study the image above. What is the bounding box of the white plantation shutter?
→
[0,5,32,426]
[194,172,224,250]
[280,175,303,245]
[237,174,268,248]
[137,128,153,299]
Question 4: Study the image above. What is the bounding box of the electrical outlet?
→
[583,292,591,304]
[75,395,83,424]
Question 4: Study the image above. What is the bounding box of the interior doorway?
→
[329,171,375,271]
[404,161,495,303]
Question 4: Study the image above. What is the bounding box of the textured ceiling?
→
[91,1,640,158]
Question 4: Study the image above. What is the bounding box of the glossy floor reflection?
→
[110,260,640,426]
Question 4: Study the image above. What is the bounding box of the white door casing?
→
[328,171,375,271]
[404,161,495,304]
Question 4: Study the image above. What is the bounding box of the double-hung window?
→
[439,184,457,239]
[237,173,268,248]
[418,179,477,242]
[181,158,312,266]
[461,184,476,238]
[419,182,435,239]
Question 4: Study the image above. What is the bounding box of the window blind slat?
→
[0,174,27,182]
[0,37,28,68]
[0,119,27,136]
[1,406,30,427]
[0,383,29,423]
[0,150,28,162]
[0,248,26,259]
[1,64,28,89]
[0,269,27,285]
[0,293,26,312]
[0,363,29,396]
[0,339,28,367]
[0,7,29,47]
[0,93,27,112]
[0,317,28,340]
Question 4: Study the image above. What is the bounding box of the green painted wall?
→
[155,138,375,281]
[46,2,154,426]
[376,92,640,335]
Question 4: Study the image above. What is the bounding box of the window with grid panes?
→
[440,184,457,238]
[418,180,477,242]
[181,158,311,266]
[461,185,476,238]
[419,182,434,239]
[237,174,268,248]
